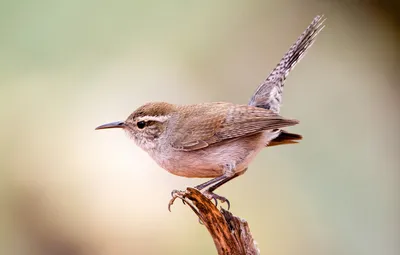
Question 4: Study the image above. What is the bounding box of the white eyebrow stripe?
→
[137,115,170,123]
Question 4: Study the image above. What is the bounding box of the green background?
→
[1,1,399,254]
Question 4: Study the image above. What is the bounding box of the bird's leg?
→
[194,175,227,191]
[169,173,227,210]
[169,166,247,211]
[196,163,247,209]
[195,163,240,191]
[201,174,236,209]
[169,175,228,211]
[208,168,247,193]
[202,169,247,209]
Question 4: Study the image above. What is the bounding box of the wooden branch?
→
[169,188,260,255]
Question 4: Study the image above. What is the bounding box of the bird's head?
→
[95,102,176,151]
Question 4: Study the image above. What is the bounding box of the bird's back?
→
[170,102,298,151]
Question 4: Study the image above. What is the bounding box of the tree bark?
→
[169,188,260,255]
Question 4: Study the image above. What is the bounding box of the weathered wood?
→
[169,188,260,255]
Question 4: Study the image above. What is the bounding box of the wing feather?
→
[171,103,298,151]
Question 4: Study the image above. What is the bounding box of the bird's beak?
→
[95,121,126,130]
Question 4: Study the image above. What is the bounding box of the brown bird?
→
[96,15,325,210]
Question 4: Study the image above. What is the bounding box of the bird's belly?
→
[151,132,274,178]
[151,148,227,177]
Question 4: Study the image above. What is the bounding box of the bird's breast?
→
[147,131,275,178]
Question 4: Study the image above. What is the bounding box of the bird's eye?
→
[137,121,146,129]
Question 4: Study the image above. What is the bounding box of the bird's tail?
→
[267,130,302,147]
[249,15,325,113]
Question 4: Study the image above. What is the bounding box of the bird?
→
[95,15,325,210]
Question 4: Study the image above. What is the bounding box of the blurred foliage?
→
[0,1,399,255]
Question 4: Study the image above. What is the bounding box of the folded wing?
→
[172,103,299,151]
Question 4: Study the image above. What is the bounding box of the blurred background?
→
[1,1,399,254]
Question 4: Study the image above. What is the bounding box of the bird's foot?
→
[202,190,231,210]
[168,188,231,211]
[168,189,187,212]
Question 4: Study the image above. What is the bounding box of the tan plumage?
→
[171,103,298,151]
[96,15,325,208]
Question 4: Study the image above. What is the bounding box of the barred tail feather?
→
[249,15,325,113]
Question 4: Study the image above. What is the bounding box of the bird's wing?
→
[249,15,325,113]
[171,103,299,151]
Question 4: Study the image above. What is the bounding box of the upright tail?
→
[249,15,325,113]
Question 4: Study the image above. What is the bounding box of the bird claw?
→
[168,189,231,211]
[211,197,218,207]
[168,189,187,212]
[203,190,231,210]
[198,217,204,225]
